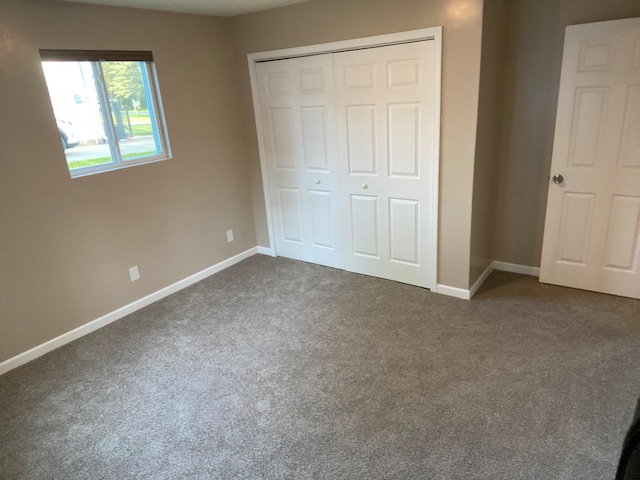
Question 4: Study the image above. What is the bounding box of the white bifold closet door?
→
[256,54,344,269]
[255,40,439,289]
[333,41,438,288]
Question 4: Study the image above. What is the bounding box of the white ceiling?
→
[61,0,315,17]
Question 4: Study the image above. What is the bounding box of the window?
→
[40,50,171,177]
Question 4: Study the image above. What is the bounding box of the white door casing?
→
[249,28,441,290]
[540,17,640,299]
[255,54,344,269]
[333,41,439,288]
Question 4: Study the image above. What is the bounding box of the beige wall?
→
[469,0,509,286]
[0,1,255,363]
[493,0,640,268]
[231,0,484,290]
[9,0,626,364]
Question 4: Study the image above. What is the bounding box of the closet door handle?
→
[362,184,369,189]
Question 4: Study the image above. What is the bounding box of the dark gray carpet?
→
[1,255,639,479]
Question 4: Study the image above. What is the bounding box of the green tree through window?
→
[102,61,146,110]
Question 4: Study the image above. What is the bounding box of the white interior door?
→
[333,41,439,289]
[256,55,344,269]
[540,17,640,299]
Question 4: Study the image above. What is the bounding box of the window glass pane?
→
[101,61,163,162]
[41,52,170,177]
[41,61,114,171]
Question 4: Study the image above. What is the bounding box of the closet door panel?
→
[256,55,344,268]
[334,41,439,289]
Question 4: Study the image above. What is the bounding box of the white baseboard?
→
[437,263,494,300]
[437,260,540,301]
[1,250,542,375]
[0,247,259,376]
[492,261,540,277]
[469,263,495,298]
[257,246,276,256]
[436,284,471,300]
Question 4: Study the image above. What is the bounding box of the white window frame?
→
[40,50,171,178]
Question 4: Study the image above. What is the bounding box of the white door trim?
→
[248,27,442,289]
[248,28,441,63]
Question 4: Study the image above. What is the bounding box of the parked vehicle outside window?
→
[56,119,79,150]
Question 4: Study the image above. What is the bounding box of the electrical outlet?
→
[129,265,140,282]
[226,229,234,243]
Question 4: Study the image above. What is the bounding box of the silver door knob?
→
[552,174,564,185]
[362,183,369,189]
[315,179,320,184]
